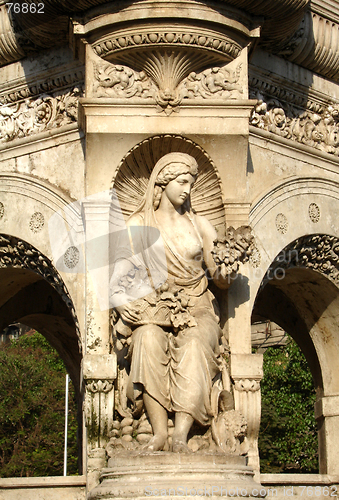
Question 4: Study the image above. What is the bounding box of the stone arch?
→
[111,134,226,234]
[0,233,82,391]
[252,234,339,474]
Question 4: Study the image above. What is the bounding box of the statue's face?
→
[163,171,195,208]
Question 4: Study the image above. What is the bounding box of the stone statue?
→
[110,152,252,453]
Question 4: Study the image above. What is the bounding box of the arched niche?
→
[111,134,226,234]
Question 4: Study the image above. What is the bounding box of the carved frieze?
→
[0,69,84,106]
[249,85,339,156]
[93,62,156,99]
[0,85,83,143]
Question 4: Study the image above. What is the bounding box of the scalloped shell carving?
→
[111,135,226,233]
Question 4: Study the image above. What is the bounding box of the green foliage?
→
[0,332,79,477]
[259,337,318,473]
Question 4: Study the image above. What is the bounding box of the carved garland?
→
[262,234,339,288]
[0,234,81,347]
[0,85,84,143]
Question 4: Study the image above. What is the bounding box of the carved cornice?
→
[2,0,339,87]
[93,27,243,66]
[0,66,84,105]
[249,70,339,156]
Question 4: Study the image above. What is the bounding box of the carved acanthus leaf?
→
[233,379,261,392]
[0,85,84,143]
[85,379,114,394]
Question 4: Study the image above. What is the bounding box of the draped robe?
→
[126,212,222,426]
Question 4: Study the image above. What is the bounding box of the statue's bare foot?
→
[141,434,167,452]
[172,437,191,453]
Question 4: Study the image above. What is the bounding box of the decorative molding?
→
[93,28,242,63]
[0,85,83,143]
[0,68,84,106]
[263,234,339,287]
[0,202,4,220]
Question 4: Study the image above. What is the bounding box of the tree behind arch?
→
[259,336,318,473]
[0,332,78,477]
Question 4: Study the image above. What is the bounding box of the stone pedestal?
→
[88,453,266,499]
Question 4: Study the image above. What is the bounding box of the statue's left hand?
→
[115,303,141,323]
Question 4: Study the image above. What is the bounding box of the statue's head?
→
[152,152,198,210]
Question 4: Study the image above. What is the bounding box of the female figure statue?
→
[110,152,231,453]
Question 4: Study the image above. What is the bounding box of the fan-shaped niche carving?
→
[111,135,226,234]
